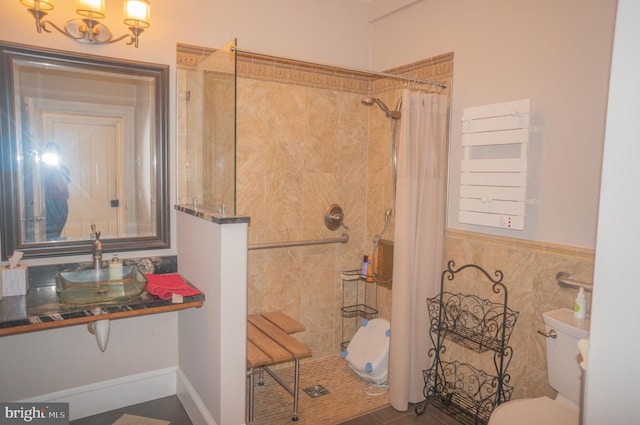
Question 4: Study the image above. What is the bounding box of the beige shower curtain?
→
[389,89,449,411]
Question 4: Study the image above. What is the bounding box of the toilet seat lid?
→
[489,396,579,425]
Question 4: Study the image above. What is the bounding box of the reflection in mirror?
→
[0,42,170,260]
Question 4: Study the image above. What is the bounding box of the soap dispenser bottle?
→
[574,287,586,319]
[109,253,123,281]
[361,255,369,277]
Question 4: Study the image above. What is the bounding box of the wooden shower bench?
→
[247,311,312,424]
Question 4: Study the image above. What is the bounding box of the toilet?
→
[341,318,390,385]
[489,308,590,425]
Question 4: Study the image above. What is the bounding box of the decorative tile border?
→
[371,52,454,93]
[446,228,595,262]
[176,43,216,69]
[177,43,453,94]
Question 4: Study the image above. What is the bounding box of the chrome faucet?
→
[91,224,103,269]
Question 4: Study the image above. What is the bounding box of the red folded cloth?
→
[145,273,201,300]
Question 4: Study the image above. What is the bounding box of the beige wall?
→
[371,0,617,249]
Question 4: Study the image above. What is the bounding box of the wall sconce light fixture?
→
[21,0,151,48]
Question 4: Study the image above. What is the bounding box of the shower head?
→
[361,96,377,107]
[361,96,401,120]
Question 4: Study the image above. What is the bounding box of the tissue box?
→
[1,264,29,297]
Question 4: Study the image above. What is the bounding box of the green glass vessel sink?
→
[56,265,148,306]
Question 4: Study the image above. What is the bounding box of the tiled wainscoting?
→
[444,229,595,400]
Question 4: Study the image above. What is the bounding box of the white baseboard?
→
[176,368,220,425]
[20,367,178,420]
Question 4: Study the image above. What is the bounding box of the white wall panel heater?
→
[459,99,530,230]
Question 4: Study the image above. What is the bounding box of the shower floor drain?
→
[303,384,330,398]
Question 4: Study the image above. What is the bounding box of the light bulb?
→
[124,0,150,28]
[21,0,55,11]
[76,0,105,19]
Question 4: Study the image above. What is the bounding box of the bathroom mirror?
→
[0,41,170,260]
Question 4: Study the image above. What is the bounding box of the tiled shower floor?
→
[250,355,464,425]
[248,355,390,424]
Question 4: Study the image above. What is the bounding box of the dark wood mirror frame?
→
[0,41,170,260]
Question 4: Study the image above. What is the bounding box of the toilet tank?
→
[542,308,590,404]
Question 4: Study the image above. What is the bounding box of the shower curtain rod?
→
[232,47,448,89]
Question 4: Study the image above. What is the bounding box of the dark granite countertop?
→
[0,285,205,335]
[0,256,205,336]
[175,204,250,224]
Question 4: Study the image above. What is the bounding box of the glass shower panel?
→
[183,39,237,215]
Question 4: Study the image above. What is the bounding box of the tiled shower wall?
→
[176,45,591,401]
[232,51,453,360]
[177,44,453,360]
[237,77,371,357]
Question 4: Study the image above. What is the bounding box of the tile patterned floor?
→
[70,396,191,425]
[70,355,464,425]
[337,404,465,425]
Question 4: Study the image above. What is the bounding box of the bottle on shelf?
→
[361,255,369,278]
[574,287,586,319]
[366,253,374,283]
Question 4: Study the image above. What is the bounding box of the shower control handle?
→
[537,329,557,339]
[325,204,349,230]
[329,214,349,229]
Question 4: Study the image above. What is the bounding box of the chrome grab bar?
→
[537,329,557,339]
[555,272,593,292]
[248,233,349,251]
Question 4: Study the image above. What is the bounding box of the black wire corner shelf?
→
[340,269,379,350]
[416,260,519,425]
[340,304,379,319]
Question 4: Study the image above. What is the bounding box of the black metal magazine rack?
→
[415,261,519,425]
